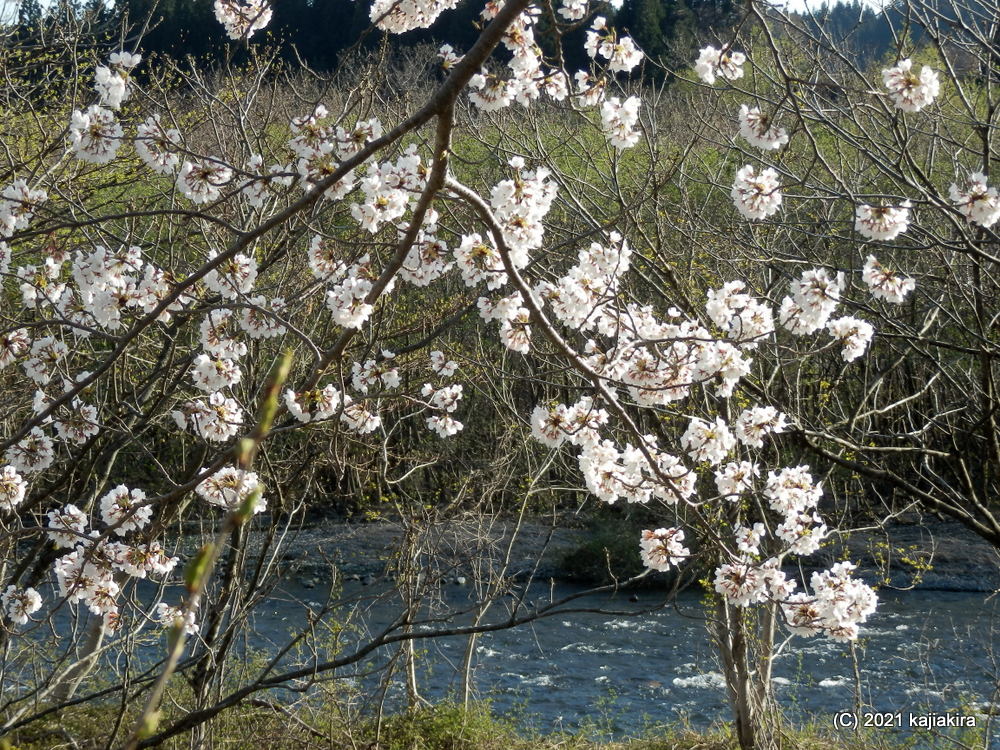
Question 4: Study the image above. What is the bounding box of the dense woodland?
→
[10,0,903,74]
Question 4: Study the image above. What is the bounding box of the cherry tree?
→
[3,0,997,748]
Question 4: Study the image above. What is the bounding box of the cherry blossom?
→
[681,416,735,465]
[694,45,746,85]
[69,105,123,164]
[737,105,789,151]
[639,528,690,571]
[600,96,641,150]
[882,59,939,112]
[284,385,342,423]
[855,200,911,241]
[731,165,782,220]
[1,585,42,625]
[0,466,27,512]
[861,255,915,303]
[176,160,233,204]
[154,603,199,634]
[826,316,874,362]
[196,466,265,512]
[949,172,1000,228]
[99,485,152,535]
[214,0,272,40]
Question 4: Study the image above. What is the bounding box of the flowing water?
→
[248,581,1000,747]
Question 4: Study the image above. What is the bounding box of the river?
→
[247,580,1000,748]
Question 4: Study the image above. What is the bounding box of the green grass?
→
[1,699,927,750]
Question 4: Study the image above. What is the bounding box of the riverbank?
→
[5,699,922,750]
[272,515,1000,593]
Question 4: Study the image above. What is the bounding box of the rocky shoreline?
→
[269,516,1000,593]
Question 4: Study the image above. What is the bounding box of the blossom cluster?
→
[584,17,643,73]
[694,45,746,84]
[731,165,782,220]
[34,488,180,623]
[710,465,876,640]
[949,173,1000,228]
[882,58,940,112]
[214,0,273,40]
[737,105,788,151]
[855,201,912,241]
[639,527,689,571]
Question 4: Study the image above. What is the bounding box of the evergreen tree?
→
[18,0,43,26]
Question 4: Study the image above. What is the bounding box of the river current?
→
[249,581,1000,748]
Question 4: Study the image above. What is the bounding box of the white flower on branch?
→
[826,315,874,362]
[284,385,342,423]
[600,96,641,150]
[196,466,266,513]
[135,115,182,174]
[855,200,911,241]
[99,485,151,535]
[107,541,177,578]
[0,179,46,237]
[69,105,122,164]
[734,405,787,448]
[882,59,939,112]
[731,165,782,220]
[714,562,768,607]
[681,416,735,465]
[861,255,914,304]
[47,504,88,548]
[2,586,42,625]
[0,466,27,512]
[738,105,789,151]
[779,268,844,336]
[949,172,1000,228]
[191,354,243,392]
[214,0,272,40]
[176,159,233,204]
[203,251,258,300]
[764,465,821,516]
[5,427,55,474]
[369,0,459,33]
[714,460,759,499]
[694,45,745,85]
[639,527,689,572]
[154,603,199,635]
[173,392,244,443]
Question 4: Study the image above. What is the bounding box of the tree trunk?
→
[714,599,780,750]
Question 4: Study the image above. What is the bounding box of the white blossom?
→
[2,585,42,625]
[639,527,689,571]
[284,384,342,423]
[734,406,787,448]
[855,201,911,241]
[949,172,1000,228]
[681,416,734,465]
[214,0,272,39]
[882,59,939,112]
[176,160,233,204]
[826,316,874,362]
[99,485,151,535]
[196,466,266,513]
[69,106,122,164]
[861,255,914,303]
[0,466,27,512]
[47,504,88,548]
[738,105,789,150]
[154,602,199,634]
[694,45,746,84]
[600,96,641,150]
[731,165,782,220]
